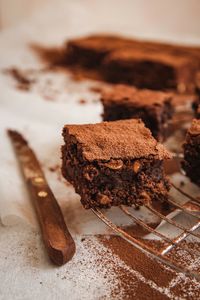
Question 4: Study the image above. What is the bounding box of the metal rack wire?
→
[91,157,200,280]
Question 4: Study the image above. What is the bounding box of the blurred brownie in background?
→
[102,49,197,93]
[101,85,174,141]
[182,119,200,186]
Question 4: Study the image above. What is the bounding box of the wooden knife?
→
[7,129,75,266]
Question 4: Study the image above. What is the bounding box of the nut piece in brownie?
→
[182,119,200,186]
[62,119,171,209]
[102,49,197,93]
[65,34,133,67]
[101,85,174,141]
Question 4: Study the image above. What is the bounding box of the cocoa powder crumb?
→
[78,99,87,105]
[4,67,35,91]
[48,164,67,183]
[94,234,200,299]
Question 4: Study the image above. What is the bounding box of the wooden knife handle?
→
[27,177,75,266]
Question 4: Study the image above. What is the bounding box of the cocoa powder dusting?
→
[31,44,105,82]
[4,67,35,91]
[3,44,108,101]
[95,235,200,299]
[30,44,68,67]
[48,164,66,183]
[122,223,160,237]
[82,236,169,299]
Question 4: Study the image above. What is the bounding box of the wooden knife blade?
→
[7,129,75,266]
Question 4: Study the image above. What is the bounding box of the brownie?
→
[182,119,200,186]
[102,48,197,93]
[101,85,174,141]
[61,119,171,209]
[65,34,134,67]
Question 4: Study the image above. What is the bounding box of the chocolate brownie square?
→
[65,34,133,67]
[62,119,171,209]
[101,85,174,141]
[102,48,197,93]
[182,119,200,186]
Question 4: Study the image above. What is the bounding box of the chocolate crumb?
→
[4,67,35,91]
[48,165,59,173]
[31,44,104,82]
[180,180,185,187]
[48,164,66,183]
[78,99,87,105]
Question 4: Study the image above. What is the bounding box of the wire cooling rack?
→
[91,155,200,280]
